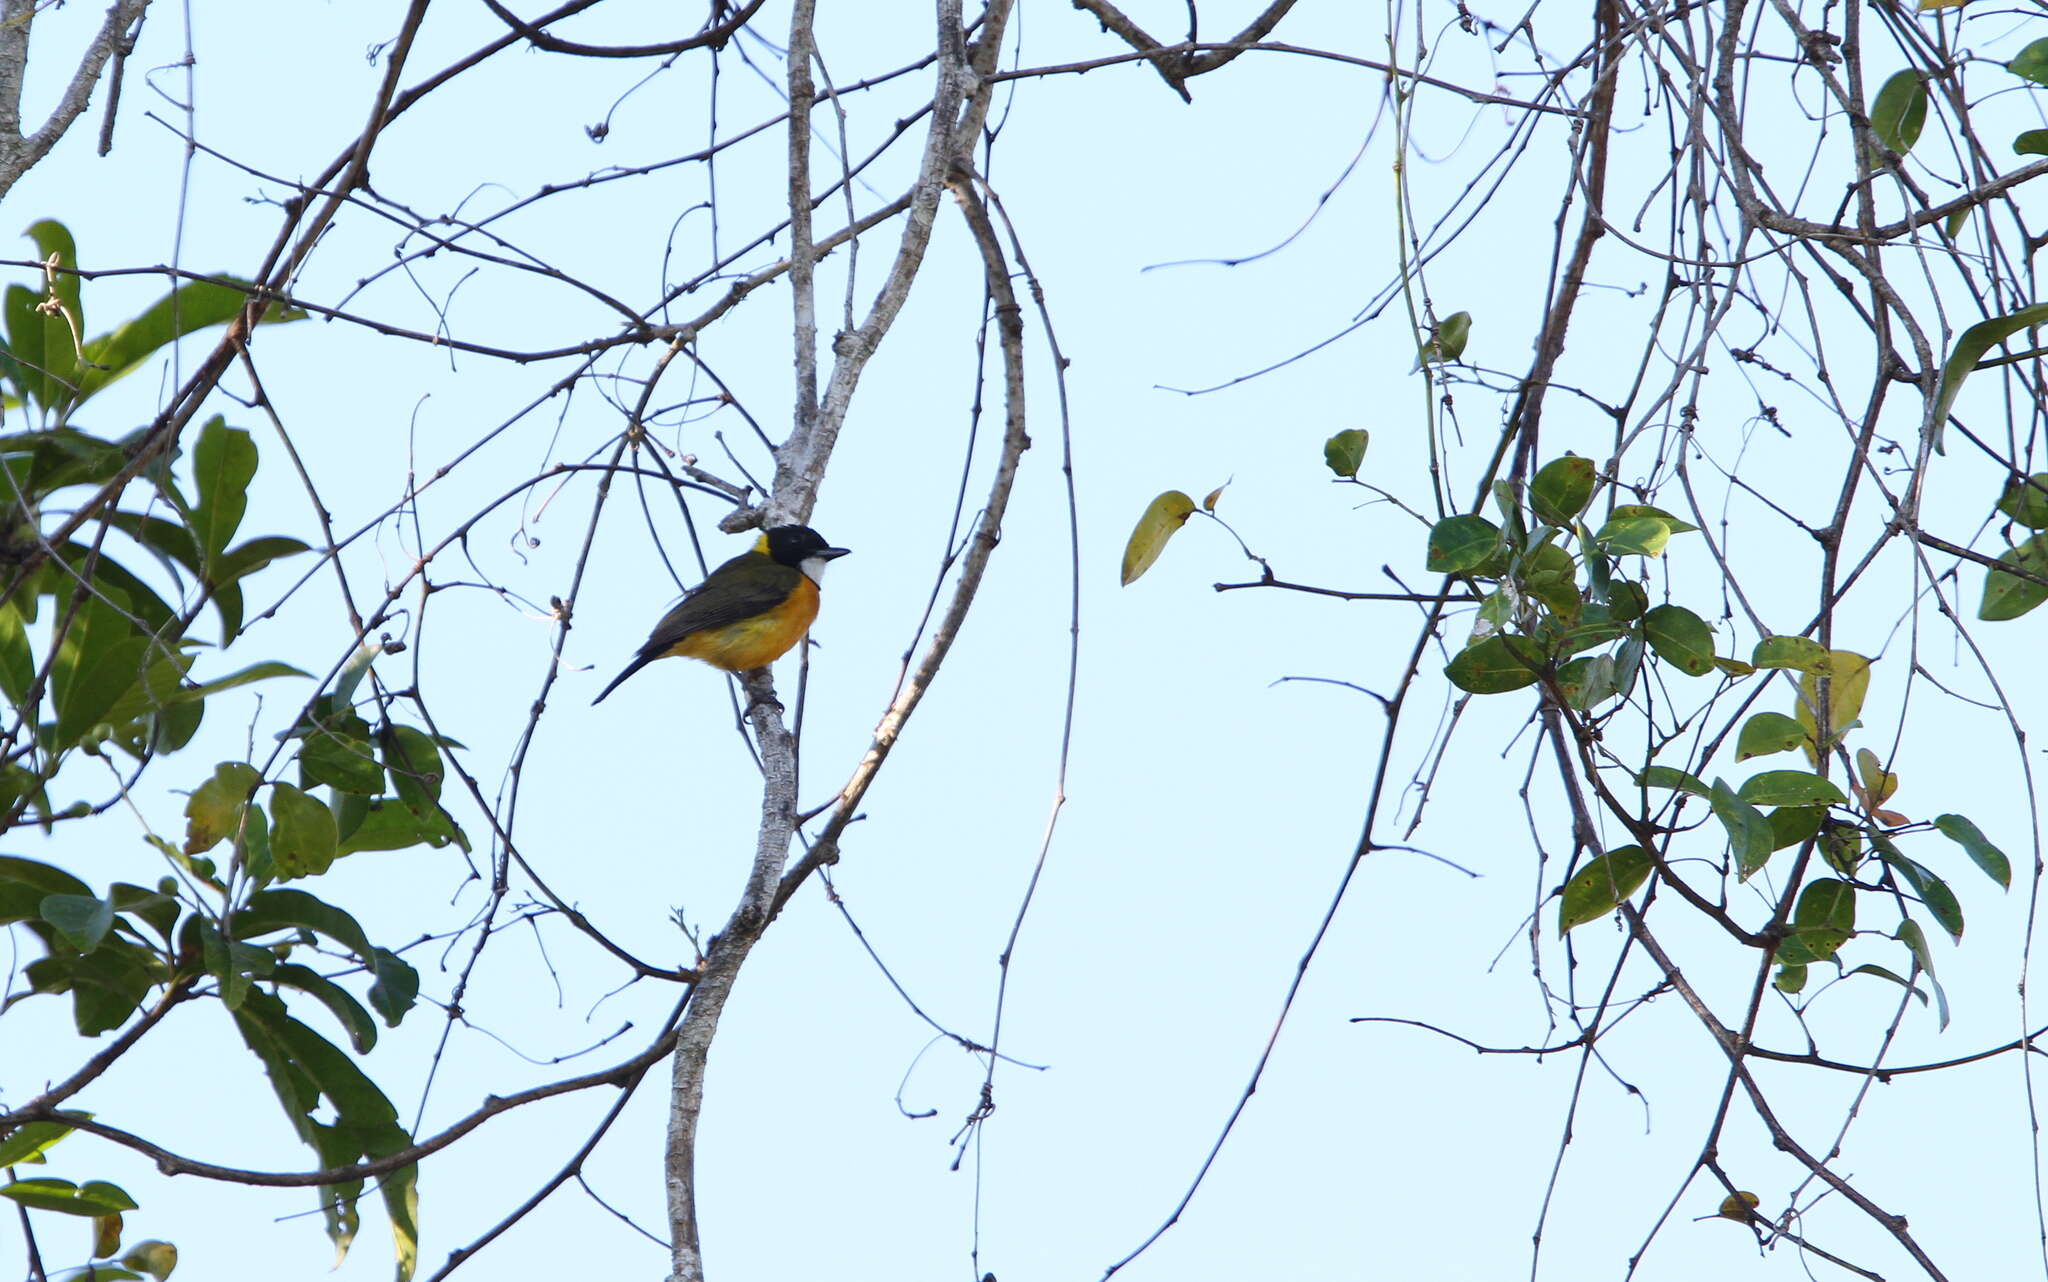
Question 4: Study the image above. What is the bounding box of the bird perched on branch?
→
[591,524,850,704]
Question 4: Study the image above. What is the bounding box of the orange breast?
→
[668,575,821,671]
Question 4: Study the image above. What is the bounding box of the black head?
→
[763,524,850,567]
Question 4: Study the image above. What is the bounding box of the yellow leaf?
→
[1120,491,1198,586]
[1718,1191,1761,1222]
[1794,650,1872,762]
[1855,746,1898,806]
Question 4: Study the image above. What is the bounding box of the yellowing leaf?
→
[1120,491,1197,586]
[1794,650,1872,761]
[1718,1192,1761,1222]
[1855,747,1898,806]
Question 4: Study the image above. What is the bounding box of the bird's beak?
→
[820,546,851,560]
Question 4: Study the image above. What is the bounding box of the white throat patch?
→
[800,554,834,585]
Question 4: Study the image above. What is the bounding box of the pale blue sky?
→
[3,3,2044,1281]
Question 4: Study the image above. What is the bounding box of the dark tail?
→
[591,650,659,705]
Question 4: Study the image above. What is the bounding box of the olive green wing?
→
[591,555,802,705]
[637,555,801,656]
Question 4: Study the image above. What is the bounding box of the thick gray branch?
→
[0,0,149,198]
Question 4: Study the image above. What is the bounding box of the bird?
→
[591,524,850,705]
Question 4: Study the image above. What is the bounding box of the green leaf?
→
[100,509,204,586]
[1425,513,1502,574]
[1769,805,1826,853]
[0,598,33,707]
[193,915,269,1012]
[2018,129,2048,157]
[1848,964,1927,1008]
[39,892,114,951]
[1608,503,1698,534]
[269,783,339,880]
[0,1116,83,1167]
[235,888,422,1023]
[1637,764,1709,797]
[5,263,85,418]
[381,724,459,851]
[1642,604,1714,676]
[184,761,262,856]
[1737,770,1847,807]
[208,534,311,644]
[1323,429,1368,478]
[1895,916,1949,1026]
[1997,473,2048,529]
[1712,778,1775,880]
[0,425,130,494]
[1774,963,1807,994]
[2,283,49,410]
[189,416,257,565]
[2010,37,2048,85]
[109,882,179,946]
[25,220,83,342]
[1869,70,1928,156]
[1878,837,1964,941]
[366,947,420,1026]
[1555,654,1619,709]
[235,887,376,960]
[269,1002,399,1128]
[1818,818,1863,872]
[1777,877,1855,963]
[1736,711,1808,761]
[73,275,303,406]
[1531,455,1596,526]
[1591,516,1670,557]
[1978,532,2048,621]
[1120,491,1197,586]
[1897,916,1935,975]
[273,962,378,1053]
[1419,310,1471,365]
[32,940,158,1035]
[1444,633,1542,693]
[300,711,383,796]
[237,802,273,885]
[1519,541,1577,615]
[50,591,153,750]
[336,798,467,856]
[102,652,311,730]
[0,1177,137,1217]
[1932,813,2011,889]
[227,991,416,1277]
[0,855,93,922]
[55,541,176,634]
[1752,635,1828,672]
[381,1148,421,1282]
[1557,845,1654,934]
[1931,303,2048,451]
[1604,579,1647,622]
